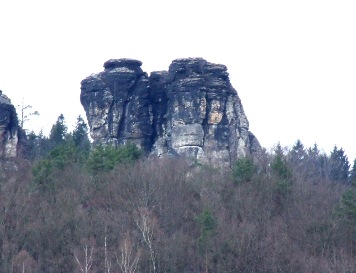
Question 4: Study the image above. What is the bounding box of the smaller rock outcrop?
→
[0,90,27,159]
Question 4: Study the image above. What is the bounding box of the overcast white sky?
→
[1,0,355,161]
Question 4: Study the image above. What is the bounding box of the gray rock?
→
[80,58,261,166]
[0,91,27,159]
[80,59,152,151]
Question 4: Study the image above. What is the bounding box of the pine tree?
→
[27,131,39,160]
[49,114,67,148]
[289,139,306,167]
[304,143,329,183]
[271,144,292,181]
[349,158,356,186]
[271,143,293,204]
[328,146,350,183]
[233,156,256,184]
[71,115,91,155]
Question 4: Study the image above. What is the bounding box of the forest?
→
[1,114,356,273]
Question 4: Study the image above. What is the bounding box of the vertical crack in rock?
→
[148,71,169,149]
[201,91,209,149]
[222,94,233,165]
[81,58,261,166]
[107,82,116,143]
[117,74,138,143]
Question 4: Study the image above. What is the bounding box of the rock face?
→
[0,90,26,159]
[81,58,260,166]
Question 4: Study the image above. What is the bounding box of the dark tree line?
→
[26,114,91,161]
[287,140,353,184]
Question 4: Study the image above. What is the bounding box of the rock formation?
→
[0,90,27,159]
[81,58,260,166]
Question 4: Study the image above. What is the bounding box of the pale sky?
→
[1,1,355,161]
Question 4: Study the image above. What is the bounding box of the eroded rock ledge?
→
[80,58,260,166]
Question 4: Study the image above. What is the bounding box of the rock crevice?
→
[81,58,261,166]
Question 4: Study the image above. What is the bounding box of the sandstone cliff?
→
[80,58,260,166]
[0,90,26,159]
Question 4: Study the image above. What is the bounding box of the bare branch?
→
[74,244,94,273]
[116,235,140,273]
[135,207,156,273]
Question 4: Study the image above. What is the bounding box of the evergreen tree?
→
[32,142,83,192]
[271,143,293,203]
[87,143,142,174]
[71,115,91,155]
[271,144,292,181]
[304,143,328,183]
[337,188,356,250]
[38,129,51,158]
[328,146,350,183]
[349,158,356,186]
[26,129,52,160]
[197,209,217,253]
[49,114,67,148]
[233,156,256,184]
[27,131,39,160]
[289,139,305,166]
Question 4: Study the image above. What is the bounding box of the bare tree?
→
[11,250,37,273]
[117,233,140,273]
[104,227,112,273]
[16,98,39,130]
[135,207,157,273]
[74,245,94,273]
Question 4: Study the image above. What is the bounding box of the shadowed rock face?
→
[0,91,26,159]
[81,58,261,166]
[80,59,152,151]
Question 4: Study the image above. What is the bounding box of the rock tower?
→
[81,58,260,166]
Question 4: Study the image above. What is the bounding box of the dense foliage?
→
[1,115,356,272]
[87,143,143,174]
